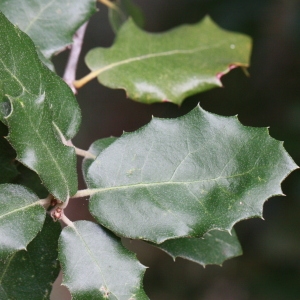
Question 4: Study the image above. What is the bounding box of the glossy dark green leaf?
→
[108,0,145,33]
[59,221,148,300]
[86,105,297,243]
[83,137,242,266]
[0,13,80,200]
[82,16,251,105]
[82,137,117,182]
[0,184,45,260]
[156,229,242,266]
[0,122,18,183]
[0,0,97,59]
[0,215,61,300]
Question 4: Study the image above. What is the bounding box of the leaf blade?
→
[87,105,297,243]
[0,0,97,59]
[0,184,45,260]
[156,229,242,266]
[0,215,61,300]
[59,221,148,300]
[0,12,80,200]
[83,16,251,105]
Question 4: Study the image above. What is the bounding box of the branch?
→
[63,22,88,94]
[59,211,75,228]
[71,189,97,198]
[52,122,96,159]
[73,68,103,89]
[38,194,54,209]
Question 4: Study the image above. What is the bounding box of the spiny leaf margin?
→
[0,12,80,200]
[0,184,45,260]
[155,229,242,266]
[86,105,298,243]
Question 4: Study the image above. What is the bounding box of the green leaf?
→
[0,13,80,200]
[0,0,97,59]
[156,229,242,266]
[0,184,45,260]
[0,122,18,183]
[86,105,297,243]
[0,215,61,300]
[108,0,145,33]
[83,137,242,266]
[82,137,117,182]
[80,16,251,105]
[59,221,148,300]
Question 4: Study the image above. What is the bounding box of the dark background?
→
[51,1,300,299]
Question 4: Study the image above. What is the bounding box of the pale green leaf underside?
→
[156,229,242,266]
[0,215,61,300]
[0,0,97,59]
[0,13,80,200]
[59,221,148,300]
[0,184,45,260]
[85,16,251,105]
[87,105,297,243]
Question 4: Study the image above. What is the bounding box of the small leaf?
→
[0,13,80,200]
[78,16,251,105]
[0,0,97,59]
[156,229,242,266]
[82,137,117,181]
[108,0,145,33]
[0,122,18,183]
[59,221,148,300]
[0,215,61,300]
[0,184,45,260]
[86,105,297,243]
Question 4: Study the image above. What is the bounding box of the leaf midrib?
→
[0,201,41,220]
[71,225,118,299]
[0,252,16,287]
[89,43,224,78]
[88,163,259,195]
[10,96,71,200]
[24,0,57,33]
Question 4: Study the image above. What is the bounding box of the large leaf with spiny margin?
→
[0,184,45,260]
[78,16,251,105]
[0,0,96,59]
[155,229,242,266]
[84,137,242,266]
[59,221,148,299]
[86,105,297,243]
[0,215,61,300]
[0,13,80,201]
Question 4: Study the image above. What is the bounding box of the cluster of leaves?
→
[0,0,297,299]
